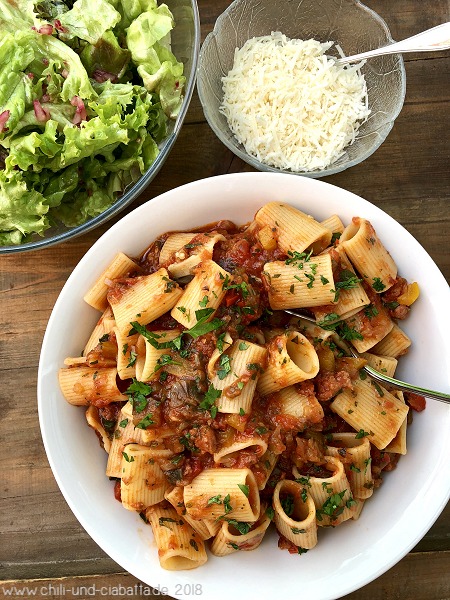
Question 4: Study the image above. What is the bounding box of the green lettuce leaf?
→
[106,0,157,30]
[0,171,50,239]
[80,30,131,80]
[57,0,121,45]
[126,7,184,117]
[6,119,62,171]
[0,33,35,134]
[52,179,114,226]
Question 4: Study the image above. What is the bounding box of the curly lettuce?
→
[0,0,185,245]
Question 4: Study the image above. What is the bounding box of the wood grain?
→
[0,0,448,597]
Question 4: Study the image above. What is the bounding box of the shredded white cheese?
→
[220,33,371,172]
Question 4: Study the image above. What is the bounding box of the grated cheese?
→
[220,33,371,172]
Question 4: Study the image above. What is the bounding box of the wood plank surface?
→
[0,0,449,598]
[1,552,450,600]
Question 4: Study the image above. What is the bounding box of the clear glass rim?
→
[0,0,201,255]
[197,0,406,179]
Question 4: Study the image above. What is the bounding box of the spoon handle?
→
[337,22,450,64]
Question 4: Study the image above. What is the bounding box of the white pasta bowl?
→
[38,173,450,600]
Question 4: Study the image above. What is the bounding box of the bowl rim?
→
[38,172,450,600]
[197,0,407,178]
[0,0,201,255]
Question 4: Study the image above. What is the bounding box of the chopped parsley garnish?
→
[239,342,249,351]
[297,547,308,555]
[364,457,372,473]
[159,516,179,528]
[384,300,399,310]
[99,333,110,343]
[355,429,371,439]
[122,452,134,463]
[119,419,129,428]
[126,350,137,368]
[217,354,232,380]
[291,527,306,534]
[280,494,294,517]
[189,539,199,552]
[317,313,340,329]
[305,273,315,289]
[207,494,223,505]
[223,494,232,514]
[339,323,364,341]
[199,384,221,417]
[320,275,329,285]
[285,250,312,267]
[371,380,385,397]
[153,354,181,373]
[223,280,250,300]
[295,475,311,487]
[227,519,251,535]
[216,332,226,353]
[129,322,173,349]
[372,277,386,292]
[228,542,240,550]
[255,426,268,435]
[239,408,246,416]
[135,414,154,429]
[350,464,361,473]
[331,232,341,244]
[237,484,249,497]
[187,308,225,338]
[125,379,152,413]
[316,490,347,521]
[266,506,275,520]
[199,295,209,307]
[331,270,361,302]
[364,304,379,319]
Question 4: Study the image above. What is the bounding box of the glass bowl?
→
[197,0,406,179]
[0,0,200,255]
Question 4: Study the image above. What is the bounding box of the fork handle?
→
[337,22,450,64]
[364,365,450,404]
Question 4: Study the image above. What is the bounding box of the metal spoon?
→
[284,309,450,404]
[335,22,450,65]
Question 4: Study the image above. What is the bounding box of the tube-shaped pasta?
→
[120,444,172,511]
[340,217,397,292]
[210,506,272,556]
[326,433,374,499]
[164,487,214,541]
[171,260,231,328]
[209,340,267,414]
[85,405,111,453]
[159,233,196,263]
[294,456,354,526]
[384,391,407,455]
[257,331,319,396]
[272,385,324,427]
[166,233,226,279]
[330,378,409,450]
[184,468,260,522]
[84,252,141,312]
[343,305,394,354]
[58,366,126,406]
[106,402,147,478]
[263,254,336,309]
[214,437,268,466]
[83,307,116,356]
[371,323,411,357]
[273,480,317,549]
[255,202,332,254]
[320,214,345,234]
[361,352,398,378]
[145,504,208,570]
[114,328,139,380]
[207,332,233,380]
[108,268,183,335]
[313,245,370,322]
[135,330,182,382]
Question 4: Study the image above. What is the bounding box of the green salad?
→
[0,0,185,246]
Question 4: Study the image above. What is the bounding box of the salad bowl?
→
[0,0,200,253]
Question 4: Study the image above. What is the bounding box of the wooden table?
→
[1,1,449,598]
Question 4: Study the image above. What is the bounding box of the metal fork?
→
[284,309,450,404]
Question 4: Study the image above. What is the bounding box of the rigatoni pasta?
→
[58,202,424,570]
